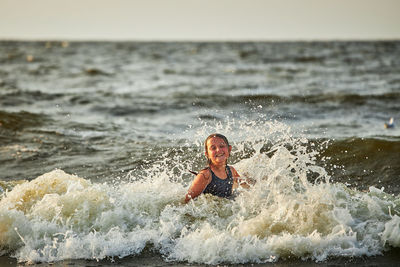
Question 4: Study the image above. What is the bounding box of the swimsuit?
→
[202,166,233,198]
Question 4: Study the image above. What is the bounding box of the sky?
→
[1,0,400,41]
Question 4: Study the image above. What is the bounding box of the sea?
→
[0,41,399,266]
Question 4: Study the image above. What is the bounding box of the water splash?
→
[0,119,399,264]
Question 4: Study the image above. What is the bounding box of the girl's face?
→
[205,137,231,166]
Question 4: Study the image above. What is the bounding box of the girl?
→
[184,133,251,203]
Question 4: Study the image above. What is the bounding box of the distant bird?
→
[384,117,394,129]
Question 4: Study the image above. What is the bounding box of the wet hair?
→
[204,133,230,166]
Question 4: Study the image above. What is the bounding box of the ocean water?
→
[0,41,399,266]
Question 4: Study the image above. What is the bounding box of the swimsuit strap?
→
[225,165,232,179]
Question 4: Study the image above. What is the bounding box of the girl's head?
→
[204,133,232,166]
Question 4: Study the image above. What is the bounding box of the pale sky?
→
[1,0,399,41]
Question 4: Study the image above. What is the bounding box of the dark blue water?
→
[0,41,400,265]
[1,41,399,188]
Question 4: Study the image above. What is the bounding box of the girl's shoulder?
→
[228,165,240,177]
[198,167,211,180]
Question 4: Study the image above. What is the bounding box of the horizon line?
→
[1,37,399,43]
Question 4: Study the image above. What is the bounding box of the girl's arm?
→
[184,170,211,203]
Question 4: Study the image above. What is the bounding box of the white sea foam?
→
[0,120,399,264]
